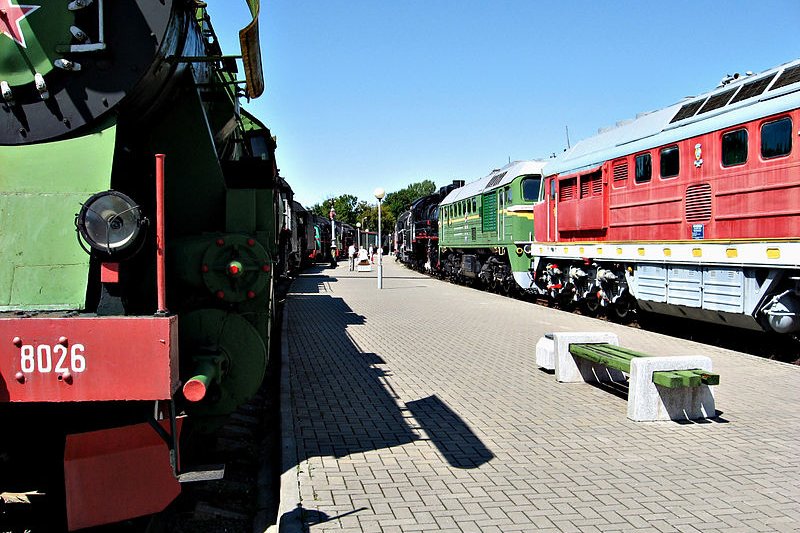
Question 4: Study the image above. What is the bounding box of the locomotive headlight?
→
[76,190,146,255]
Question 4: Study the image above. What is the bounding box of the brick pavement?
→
[277,258,800,532]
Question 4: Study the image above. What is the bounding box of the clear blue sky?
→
[208,0,799,208]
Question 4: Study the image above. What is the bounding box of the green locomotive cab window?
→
[472,198,477,213]
[722,128,748,166]
[635,153,652,183]
[506,187,512,203]
[761,117,792,159]
[660,145,679,178]
[521,176,542,202]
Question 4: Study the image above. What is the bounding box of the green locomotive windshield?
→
[521,175,542,201]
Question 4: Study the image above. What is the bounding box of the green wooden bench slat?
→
[597,344,651,359]
[652,369,720,388]
[652,370,701,388]
[568,344,632,373]
[688,369,720,386]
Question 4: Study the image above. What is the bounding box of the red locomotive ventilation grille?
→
[685,183,712,222]
[581,171,603,198]
[613,162,628,183]
[591,172,603,196]
[580,179,590,198]
[559,178,577,201]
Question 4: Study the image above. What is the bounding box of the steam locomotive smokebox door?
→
[0,0,182,145]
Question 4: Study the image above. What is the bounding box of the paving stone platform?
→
[275,258,800,532]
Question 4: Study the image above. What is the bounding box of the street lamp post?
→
[374,188,385,289]
[361,216,367,247]
[356,222,361,249]
[329,207,337,267]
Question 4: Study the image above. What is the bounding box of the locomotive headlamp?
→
[76,190,146,255]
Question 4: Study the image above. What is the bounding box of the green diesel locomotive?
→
[438,161,546,294]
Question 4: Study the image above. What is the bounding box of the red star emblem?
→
[0,0,40,48]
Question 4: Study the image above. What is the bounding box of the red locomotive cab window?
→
[550,178,556,199]
[722,128,748,167]
[761,117,792,159]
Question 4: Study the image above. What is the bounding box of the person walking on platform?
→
[348,243,356,271]
[368,245,374,264]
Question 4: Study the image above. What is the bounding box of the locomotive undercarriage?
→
[438,249,519,295]
[398,239,437,273]
[532,258,800,334]
[531,259,634,320]
[436,246,800,333]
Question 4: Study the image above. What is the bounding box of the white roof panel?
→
[440,160,547,206]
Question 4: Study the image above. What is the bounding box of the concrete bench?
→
[536,332,718,422]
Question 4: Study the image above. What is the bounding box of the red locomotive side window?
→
[761,117,792,159]
[635,153,652,183]
[660,145,680,179]
[722,128,748,167]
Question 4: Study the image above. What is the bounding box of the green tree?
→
[383,180,436,222]
[312,195,360,224]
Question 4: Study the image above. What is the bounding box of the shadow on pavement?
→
[286,269,494,462]
[406,395,494,468]
[279,504,367,529]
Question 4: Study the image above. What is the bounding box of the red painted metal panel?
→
[546,109,800,246]
[64,419,182,531]
[0,316,179,402]
[100,262,120,283]
[533,200,548,240]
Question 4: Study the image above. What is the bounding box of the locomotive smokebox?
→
[0,0,192,145]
